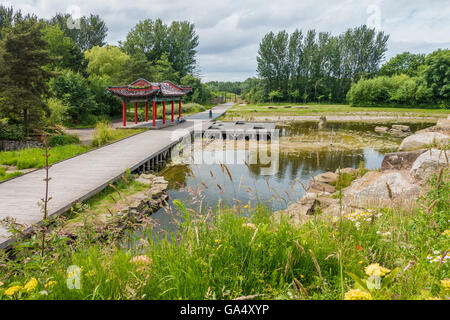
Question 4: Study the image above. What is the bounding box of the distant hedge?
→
[346,75,436,107]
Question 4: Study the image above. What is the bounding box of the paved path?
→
[0,103,233,248]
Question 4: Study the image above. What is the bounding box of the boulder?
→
[417,118,450,135]
[307,181,336,194]
[314,172,338,184]
[410,149,449,181]
[398,132,449,151]
[344,171,420,200]
[375,126,389,134]
[335,167,357,175]
[389,128,411,138]
[274,193,339,224]
[380,149,425,171]
[391,124,411,132]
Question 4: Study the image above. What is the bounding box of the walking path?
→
[0,103,233,248]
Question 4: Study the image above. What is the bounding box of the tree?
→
[49,13,108,51]
[0,14,52,134]
[49,70,97,123]
[180,74,211,105]
[85,45,130,79]
[42,24,87,73]
[0,5,13,39]
[113,52,155,84]
[152,52,179,82]
[122,18,198,77]
[379,52,426,77]
[423,49,450,104]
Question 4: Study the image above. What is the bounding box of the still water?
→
[146,121,434,230]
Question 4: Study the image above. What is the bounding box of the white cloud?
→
[6,0,450,81]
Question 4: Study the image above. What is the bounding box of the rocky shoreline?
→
[276,117,449,224]
[61,173,169,241]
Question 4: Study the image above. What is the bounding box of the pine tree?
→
[0,14,52,135]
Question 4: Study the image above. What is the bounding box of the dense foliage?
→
[348,49,450,107]
[0,5,210,139]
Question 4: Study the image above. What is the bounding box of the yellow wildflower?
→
[45,281,57,289]
[344,289,372,300]
[358,260,363,264]
[442,230,450,237]
[215,239,220,243]
[4,285,21,296]
[243,205,248,208]
[365,263,390,277]
[441,279,450,290]
[24,278,38,292]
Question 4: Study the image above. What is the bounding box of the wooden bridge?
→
[0,103,233,249]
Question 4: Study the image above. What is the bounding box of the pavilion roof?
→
[107,79,192,100]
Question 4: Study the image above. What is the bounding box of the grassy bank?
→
[0,166,448,300]
[0,127,145,182]
[222,103,449,120]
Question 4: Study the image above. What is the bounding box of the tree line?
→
[213,26,448,108]
[0,5,211,140]
[252,25,389,103]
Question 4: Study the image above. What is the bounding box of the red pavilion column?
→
[179,99,182,118]
[134,102,138,124]
[171,100,174,122]
[122,100,126,127]
[152,101,156,127]
[145,101,148,122]
[163,101,166,124]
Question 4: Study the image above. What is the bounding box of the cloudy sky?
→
[4,0,450,81]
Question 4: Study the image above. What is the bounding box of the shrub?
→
[0,119,25,140]
[46,98,70,125]
[91,122,113,147]
[48,134,79,147]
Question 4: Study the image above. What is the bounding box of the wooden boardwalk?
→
[0,103,233,249]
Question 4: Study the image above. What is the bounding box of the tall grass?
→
[0,164,448,300]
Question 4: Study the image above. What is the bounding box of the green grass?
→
[0,167,448,300]
[0,144,91,170]
[222,103,449,120]
[0,166,23,182]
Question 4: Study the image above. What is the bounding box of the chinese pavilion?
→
[107,79,192,127]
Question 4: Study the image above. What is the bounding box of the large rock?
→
[307,181,336,194]
[417,118,450,135]
[344,171,420,200]
[375,126,389,134]
[410,149,449,181]
[315,172,338,184]
[381,150,425,171]
[335,167,357,175]
[274,193,339,224]
[398,132,449,151]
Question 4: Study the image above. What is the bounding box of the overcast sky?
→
[4,0,450,81]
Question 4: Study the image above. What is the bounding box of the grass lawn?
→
[222,103,449,120]
[0,128,146,182]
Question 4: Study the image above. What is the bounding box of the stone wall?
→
[0,139,42,151]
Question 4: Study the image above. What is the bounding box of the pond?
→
[146,120,435,233]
